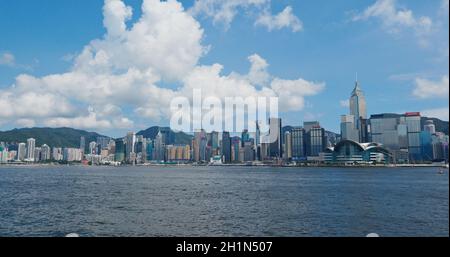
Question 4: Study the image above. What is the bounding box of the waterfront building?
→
[349,79,367,130]
[231,136,241,162]
[166,145,191,162]
[80,136,86,154]
[63,148,82,162]
[89,141,97,155]
[268,118,282,158]
[305,125,326,157]
[114,139,126,163]
[193,130,207,162]
[432,132,449,162]
[291,127,306,161]
[341,115,359,142]
[420,131,433,162]
[26,138,36,162]
[52,147,63,161]
[221,132,232,163]
[324,140,391,165]
[405,112,422,162]
[210,131,219,151]
[8,150,17,161]
[41,144,51,161]
[17,143,26,161]
[0,146,7,163]
[243,141,255,162]
[146,139,154,162]
[284,131,292,160]
[125,132,136,163]
[153,131,166,162]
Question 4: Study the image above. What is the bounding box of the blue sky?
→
[0,0,448,137]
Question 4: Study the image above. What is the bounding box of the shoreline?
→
[0,163,448,169]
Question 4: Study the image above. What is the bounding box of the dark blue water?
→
[0,166,448,237]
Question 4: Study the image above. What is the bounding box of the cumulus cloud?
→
[255,6,303,32]
[353,0,433,45]
[190,0,302,32]
[413,75,449,99]
[0,0,322,133]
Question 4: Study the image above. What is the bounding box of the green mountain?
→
[0,127,105,148]
[137,126,193,145]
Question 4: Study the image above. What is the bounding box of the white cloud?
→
[353,0,433,45]
[0,52,15,66]
[255,6,303,32]
[0,0,322,132]
[413,75,449,99]
[16,119,36,128]
[190,0,302,32]
[421,107,449,121]
[189,0,268,28]
[0,90,75,118]
[340,100,350,108]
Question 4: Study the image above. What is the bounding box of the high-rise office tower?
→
[231,136,241,162]
[269,118,282,158]
[340,115,359,142]
[284,131,292,160]
[405,112,422,162]
[291,127,306,160]
[350,79,367,129]
[125,132,136,162]
[305,125,326,157]
[17,143,26,161]
[26,138,36,161]
[154,131,166,162]
[114,139,125,163]
[221,132,231,163]
[41,144,51,161]
[89,141,97,155]
[80,136,86,154]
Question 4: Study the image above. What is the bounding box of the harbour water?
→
[0,166,448,237]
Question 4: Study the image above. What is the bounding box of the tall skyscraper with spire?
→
[349,79,367,129]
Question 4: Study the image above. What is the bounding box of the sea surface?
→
[0,166,448,237]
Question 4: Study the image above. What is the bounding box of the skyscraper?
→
[125,132,136,163]
[80,136,86,154]
[349,79,367,129]
[340,115,359,142]
[26,138,36,162]
[284,131,292,160]
[305,125,326,157]
[41,144,51,161]
[268,118,282,158]
[114,139,125,163]
[89,141,97,155]
[221,132,231,163]
[405,112,422,162]
[291,127,306,160]
[17,143,26,161]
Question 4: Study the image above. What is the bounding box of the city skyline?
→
[0,0,449,138]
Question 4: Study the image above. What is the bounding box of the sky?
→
[0,0,448,137]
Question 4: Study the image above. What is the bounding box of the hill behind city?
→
[0,127,104,148]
